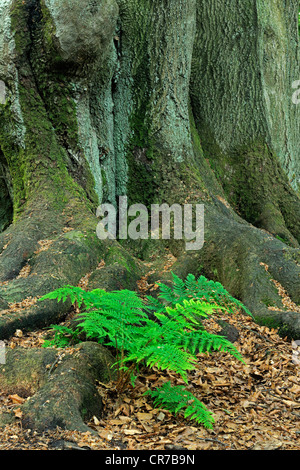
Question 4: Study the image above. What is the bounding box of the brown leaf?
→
[98,430,113,441]
[123,429,142,436]
[290,384,300,395]
[253,440,283,450]
[93,416,101,426]
[136,412,153,422]
[282,399,299,407]
[13,408,23,418]
[111,419,127,426]
[9,394,26,404]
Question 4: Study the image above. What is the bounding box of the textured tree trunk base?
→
[0,203,144,339]
[144,201,300,339]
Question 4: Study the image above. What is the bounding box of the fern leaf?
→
[170,273,187,301]
[193,329,245,362]
[145,382,214,429]
[39,285,100,308]
[154,272,253,317]
[124,343,197,382]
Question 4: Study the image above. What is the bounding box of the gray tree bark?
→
[0,0,299,400]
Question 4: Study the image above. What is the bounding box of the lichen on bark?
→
[0,0,299,433]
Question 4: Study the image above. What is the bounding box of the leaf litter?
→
[0,303,299,450]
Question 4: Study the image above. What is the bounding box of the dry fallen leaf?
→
[136,412,153,422]
[8,394,26,405]
[157,412,165,421]
[292,355,300,366]
[13,408,23,419]
[123,429,142,436]
[290,385,300,395]
[98,430,113,441]
[110,419,127,426]
[93,416,101,426]
[253,440,283,450]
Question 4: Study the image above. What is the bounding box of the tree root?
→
[146,202,300,338]
[0,342,116,433]
[0,207,144,340]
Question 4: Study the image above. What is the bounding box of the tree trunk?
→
[0,0,144,338]
[113,0,300,335]
[0,0,299,431]
[191,0,300,244]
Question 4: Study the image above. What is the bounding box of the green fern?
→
[123,341,198,383]
[145,381,214,429]
[146,272,252,317]
[42,324,81,348]
[40,273,246,428]
[40,285,107,309]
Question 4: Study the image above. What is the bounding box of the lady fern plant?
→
[146,272,253,317]
[39,273,247,429]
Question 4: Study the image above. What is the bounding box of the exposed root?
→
[0,342,116,433]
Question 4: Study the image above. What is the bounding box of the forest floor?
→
[0,301,299,451]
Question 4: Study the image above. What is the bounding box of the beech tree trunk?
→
[0,0,299,432]
[0,342,116,432]
[0,0,298,328]
[0,0,299,335]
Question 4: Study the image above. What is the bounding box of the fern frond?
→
[177,330,244,363]
[145,295,166,313]
[166,299,221,322]
[145,381,215,429]
[42,324,81,348]
[169,273,187,302]
[192,330,245,363]
[77,309,144,351]
[156,283,177,305]
[152,272,253,317]
[124,343,197,382]
[39,285,106,309]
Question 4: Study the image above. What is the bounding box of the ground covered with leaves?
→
[0,306,299,451]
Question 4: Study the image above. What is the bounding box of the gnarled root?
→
[0,342,116,433]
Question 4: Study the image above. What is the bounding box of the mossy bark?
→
[0,0,299,433]
[191,0,300,243]
[0,0,143,338]
[0,0,299,335]
[0,342,116,432]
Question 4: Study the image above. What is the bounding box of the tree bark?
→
[0,0,299,333]
[191,0,300,245]
[0,342,116,432]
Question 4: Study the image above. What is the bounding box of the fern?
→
[145,381,214,429]
[40,273,247,428]
[147,272,253,317]
[124,342,198,383]
[141,299,244,363]
[40,285,107,309]
[42,324,81,348]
